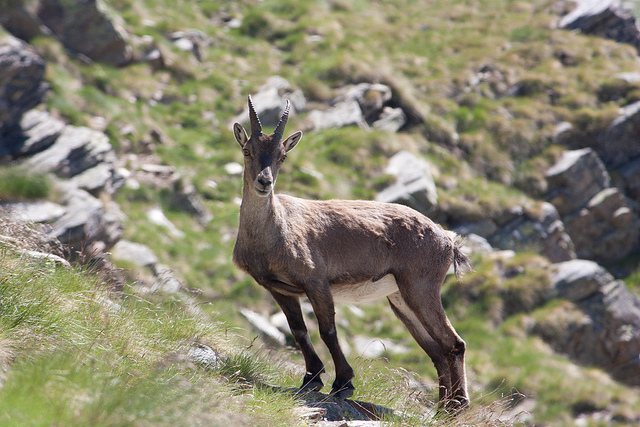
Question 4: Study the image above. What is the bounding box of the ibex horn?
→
[273,100,290,141]
[248,95,262,136]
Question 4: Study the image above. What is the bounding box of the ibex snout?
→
[254,167,274,196]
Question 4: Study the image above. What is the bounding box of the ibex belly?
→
[331,274,398,304]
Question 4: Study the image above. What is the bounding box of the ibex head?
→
[233,96,303,197]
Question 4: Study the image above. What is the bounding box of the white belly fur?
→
[331,274,399,304]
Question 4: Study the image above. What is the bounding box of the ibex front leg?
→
[304,281,355,400]
[270,291,325,392]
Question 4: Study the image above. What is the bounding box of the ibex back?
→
[232,96,470,409]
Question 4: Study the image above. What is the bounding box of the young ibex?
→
[232,96,470,409]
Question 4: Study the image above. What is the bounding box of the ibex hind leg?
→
[394,274,469,410]
[387,292,452,402]
[270,292,325,392]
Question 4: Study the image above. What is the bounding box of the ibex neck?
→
[238,184,279,234]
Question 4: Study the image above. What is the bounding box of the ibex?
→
[232,96,471,409]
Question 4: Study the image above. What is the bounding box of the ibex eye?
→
[280,155,287,162]
[242,149,250,157]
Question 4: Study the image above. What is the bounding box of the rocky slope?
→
[1,0,640,424]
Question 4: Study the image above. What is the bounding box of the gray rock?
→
[150,263,182,293]
[240,307,286,347]
[235,77,306,127]
[550,259,614,302]
[26,125,115,179]
[534,277,640,386]
[36,0,132,66]
[454,219,499,238]
[560,0,640,53]
[0,200,65,223]
[619,155,640,202]
[49,184,125,254]
[488,202,576,263]
[188,344,221,370]
[0,6,47,41]
[170,179,213,226]
[372,107,407,133]
[308,100,365,131]
[594,100,640,169]
[563,188,640,262]
[339,83,392,123]
[376,151,438,216]
[1,109,66,158]
[110,240,158,267]
[352,335,410,359]
[0,35,47,135]
[545,148,610,216]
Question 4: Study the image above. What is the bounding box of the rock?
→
[240,307,286,347]
[376,151,438,216]
[462,233,494,254]
[146,207,185,238]
[49,184,125,255]
[563,188,639,262]
[619,157,640,201]
[110,240,158,267]
[560,0,640,54]
[36,0,132,66]
[545,148,610,216]
[534,277,640,387]
[224,162,243,176]
[593,100,640,169]
[454,219,499,238]
[372,107,407,133]
[0,109,66,159]
[352,336,410,359]
[150,263,182,293]
[169,179,213,226]
[285,388,392,422]
[167,30,211,61]
[308,100,365,131]
[487,203,576,263]
[550,259,614,302]
[235,77,306,127]
[0,35,47,135]
[0,200,65,223]
[26,125,116,178]
[338,83,392,123]
[188,344,221,370]
[0,6,46,41]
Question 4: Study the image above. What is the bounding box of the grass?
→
[0,166,51,201]
[6,0,640,424]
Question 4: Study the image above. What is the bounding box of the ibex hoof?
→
[330,381,355,400]
[299,380,324,392]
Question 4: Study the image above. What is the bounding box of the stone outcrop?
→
[0,35,47,136]
[234,76,306,128]
[545,148,640,262]
[35,0,132,66]
[560,0,640,54]
[375,150,438,216]
[534,259,640,386]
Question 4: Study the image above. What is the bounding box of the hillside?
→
[1,0,640,425]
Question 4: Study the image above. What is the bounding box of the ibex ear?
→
[233,123,249,148]
[283,131,303,153]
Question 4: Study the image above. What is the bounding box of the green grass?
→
[0,166,51,201]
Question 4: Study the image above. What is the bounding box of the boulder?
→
[563,188,639,261]
[26,125,116,178]
[0,200,65,223]
[372,107,407,133]
[36,0,132,66]
[594,100,640,169]
[338,83,392,123]
[535,265,640,386]
[0,5,47,41]
[488,202,576,263]
[240,308,286,347]
[49,184,125,255]
[235,76,306,127]
[0,35,47,136]
[110,240,158,267]
[619,157,640,201]
[375,150,438,216]
[560,0,640,54]
[545,148,610,216]
[0,109,65,159]
[307,100,365,131]
[169,179,213,226]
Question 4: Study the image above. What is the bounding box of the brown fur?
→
[231,98,470,409]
